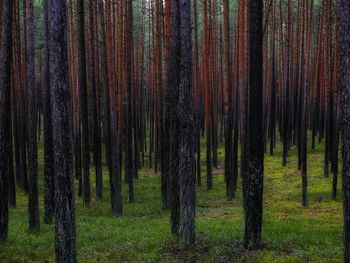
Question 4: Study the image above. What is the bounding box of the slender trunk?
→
[169,0,181,235]
[0,0,13,241]
[77,0,91,205]
[106,0,122,215]
[223,0,234,200]
[89,0,102,201]
[26,0,40,232]
[203,0,212,190]
[8,72,16,207]
[338,0,350,261]
[125,0,134,203]
[162,0,172,209]
[43,0,55,224]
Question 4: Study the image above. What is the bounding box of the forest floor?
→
[0,139,343,262]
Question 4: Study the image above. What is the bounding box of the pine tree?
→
[26,0,40,233]
[0,0,13,241]
[48,0,76,260]
[337,0,350,261]
[242,0,264,249]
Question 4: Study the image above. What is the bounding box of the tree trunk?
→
[338,0,350,261]
[26,0,40,233]
[43,0,55,224]
[168,0,181,235]
[178,0,196,244]
[106,0,123,216]
[0,0,13,241]
[89,0,102,201]
[48,0,76,260]
[125,0,134,203]
[8,78,16,207]
[77,0,91,206]
[203,0,212,191]
[162,0,172,210]
[223,0,234,201]
[243,0,264,249]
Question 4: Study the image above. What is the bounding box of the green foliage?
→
[0,139,343,262]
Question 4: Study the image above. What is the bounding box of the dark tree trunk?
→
[178,0,195,244]
[232,116,239,194]
[0,0,13,241]
[106,0,122,216]
[323,0,331,179]
[26,0,40,233]
[20,124,28,193]
[282,0,291,167]
[43,0,55,224]
[99,0,111,175]
[269,3,276,156]
[206,124,212,190]
[89,0,102,201]
[13,89,22,189]
[168,0,181,235]
[77,0,91,206]
[331,26,340,200]
[223,0,234,201]
[203,0,212,191]
[48,0,76,260]
[162,0,171,210]
[243,0,264,249]
[71,0,82,196]
[8,84,16,207]
[21,0,29,195]
[196,124,201,186]
[125,0,134,204]
[338,0,350,261]
[332,96,340,200]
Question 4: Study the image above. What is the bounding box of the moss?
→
[0,139,343,262]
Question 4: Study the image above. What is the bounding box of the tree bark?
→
[43,0,55,224]
[178,0,196,244]
[106,0,123,215]
[26,0,40,232]
[77,0,91,206]
[125,0,134,203]
[48,0,76,260]
[223,0,234,201]
[168,0,181,235]
[0,0,13,241]
[243,0,264,249]
[338,0,350,261]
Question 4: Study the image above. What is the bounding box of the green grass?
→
[0,139,344,262]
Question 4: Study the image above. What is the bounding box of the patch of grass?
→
[0,139,343,262]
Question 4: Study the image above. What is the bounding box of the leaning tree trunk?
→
[337,0,350,262]
[48,0,76,261]
[0,0,13,241]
